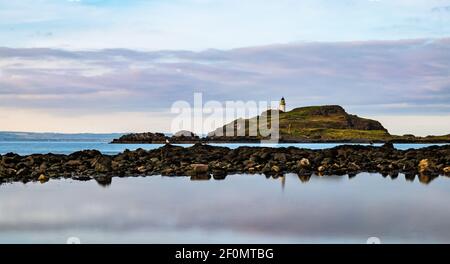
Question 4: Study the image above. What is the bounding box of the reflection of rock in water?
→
[348,174,357,179]
[405,173,416,182]
[95,176,112,187]
[389,172,399,179]
[212,173,227,180]
[190,174,211,181]
[297,174,311,183]
[73,176,91,181]
[281,175,285,191]
[418,174,438,185]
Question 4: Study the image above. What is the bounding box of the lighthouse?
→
[279,97,286,112]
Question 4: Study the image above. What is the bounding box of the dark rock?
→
[381,142,394,149]
[65,160,82,167]
[92,156,112,173]
[0,143,448,184]
[273,153,287,162]
[190,164,209,174]
[111,132,167,144]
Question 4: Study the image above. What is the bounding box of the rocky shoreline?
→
[110,132,450,144]
[1,143,449,185]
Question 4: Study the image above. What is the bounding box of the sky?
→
[0,0,450,135]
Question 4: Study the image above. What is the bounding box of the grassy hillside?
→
[279,105,386,130]
[280,128,391,141]
[208,105,391,142]
[278,105,390,141]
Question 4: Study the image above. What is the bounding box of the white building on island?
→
[279,97,286,112]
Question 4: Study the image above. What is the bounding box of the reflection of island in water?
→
[3,171,450,243]
[93,172,447,188]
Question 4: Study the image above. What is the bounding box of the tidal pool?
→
[1,173,450,243]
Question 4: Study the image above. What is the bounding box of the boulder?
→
[271,165,280,173]
[317,165,326,172]
[65,160,82,167]
[347,162,361,172]
[298,158,311,168]
[443,166,450,175]
[150,158,160,164]
[418,159,430,174]
[39,162,48,173]
[137,166,147,173]
[273,153,287,162]
[92,156,112,173]
[38,174,49,183]
[17,167,32,178]
[191,164,209,174]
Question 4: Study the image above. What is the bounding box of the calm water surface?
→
[0,141,449,244]
[1,173,450,243]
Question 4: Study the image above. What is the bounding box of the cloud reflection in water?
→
[1,173,450,243]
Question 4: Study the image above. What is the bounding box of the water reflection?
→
[94,176,112,187]
[186,171,443,187]
[1,171,446,189]
[2,173,450,243]
[190,174,212,181]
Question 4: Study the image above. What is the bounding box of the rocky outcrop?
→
[171,130,200,143]
[111,132,167,143]
[109,105,450,144]
[111,131,200,144]
[1,144,449,185]
[174,130,196,137]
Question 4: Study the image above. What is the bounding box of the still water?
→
[1,173,450,243]
[0,141,449,244]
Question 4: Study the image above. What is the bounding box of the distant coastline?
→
[0,132,124,142]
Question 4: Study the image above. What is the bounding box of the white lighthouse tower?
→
[279,97,286,112]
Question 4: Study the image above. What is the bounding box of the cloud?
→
[0,38,449,133]
[1,0,450,50]
[1,38,450,110]
[432,5,450,12]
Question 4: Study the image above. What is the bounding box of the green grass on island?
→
[208,105,450,143]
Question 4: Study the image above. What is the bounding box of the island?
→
[1,103,449,185]
[111,105,450,144]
